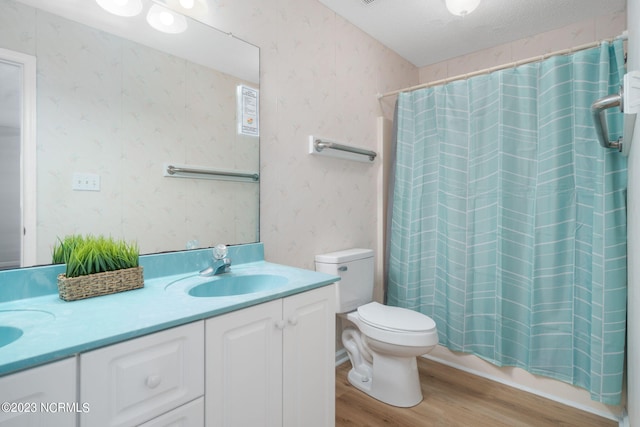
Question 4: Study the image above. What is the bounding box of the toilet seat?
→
[348,302,439,348]
[357,302,436,333]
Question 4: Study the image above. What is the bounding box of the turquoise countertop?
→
[0,243,339,376]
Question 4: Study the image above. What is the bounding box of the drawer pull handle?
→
[275,320,286,330]
[288,316,298,326]
[146,375,162,389]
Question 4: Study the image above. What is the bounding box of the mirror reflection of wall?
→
[0,0,260,268]
[0,60,21,270]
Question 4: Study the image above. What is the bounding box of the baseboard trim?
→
[619,410,629,427]
[335,348,349,366]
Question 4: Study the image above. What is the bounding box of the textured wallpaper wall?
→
[201,0,418,272]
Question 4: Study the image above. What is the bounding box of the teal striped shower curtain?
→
[387,41,627,404]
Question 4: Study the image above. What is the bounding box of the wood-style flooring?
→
[335,357,617,427]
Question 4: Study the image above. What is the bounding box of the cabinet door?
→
[80,322,204,427]
[283,284,336,427]
[205,300,282,427]
[0,357,77,427]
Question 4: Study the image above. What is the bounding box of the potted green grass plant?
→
[52,235,143,301]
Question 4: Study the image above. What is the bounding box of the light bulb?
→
[179,0,195,9]
[159,11,175,26]
[445,0,481,16]
[96,0,143,17]
[146,4,188,34]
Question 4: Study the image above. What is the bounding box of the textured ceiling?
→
[318,0,627,67]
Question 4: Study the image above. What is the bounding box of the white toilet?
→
[315,248,438,407]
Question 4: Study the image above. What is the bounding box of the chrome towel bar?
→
[164,164,259,182]
[309,136,377,162]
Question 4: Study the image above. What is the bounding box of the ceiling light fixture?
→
[146,4,188,34]
[159,0,208,16]
[445,0,481,16]
[95,0,143,17]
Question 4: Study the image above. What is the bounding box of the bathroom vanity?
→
[0,243,337,427]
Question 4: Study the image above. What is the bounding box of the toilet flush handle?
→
[338,266,347,272]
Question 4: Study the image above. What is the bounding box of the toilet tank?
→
[315,248,374,313]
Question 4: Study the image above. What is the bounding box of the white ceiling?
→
[318,0,627,68]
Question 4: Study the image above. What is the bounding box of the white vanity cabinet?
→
[80,321,204,427]
[0,282,335,427]
[0,357,77,427]
[205,284,336,427]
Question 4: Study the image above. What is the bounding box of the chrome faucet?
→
[199,244,232,276]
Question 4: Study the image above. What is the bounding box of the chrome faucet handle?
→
[213,244,228,260]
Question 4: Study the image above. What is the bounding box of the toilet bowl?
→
[315,249,439,408]
[343,302,438,407]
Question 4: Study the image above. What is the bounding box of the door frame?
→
[0,48,36,267]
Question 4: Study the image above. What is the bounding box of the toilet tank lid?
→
[315,248,374,264]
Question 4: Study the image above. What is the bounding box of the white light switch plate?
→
[72,173,100,191]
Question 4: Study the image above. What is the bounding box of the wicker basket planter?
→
[57,266,144,302]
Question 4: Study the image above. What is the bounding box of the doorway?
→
[0,48,36,268]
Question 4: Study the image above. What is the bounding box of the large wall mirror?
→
[0,0,260,269]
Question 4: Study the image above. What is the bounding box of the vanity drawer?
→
[0,357,77,427]
[138,397,204,427]
[80,322,204,427]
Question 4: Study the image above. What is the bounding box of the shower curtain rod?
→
[377,32,628,99]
